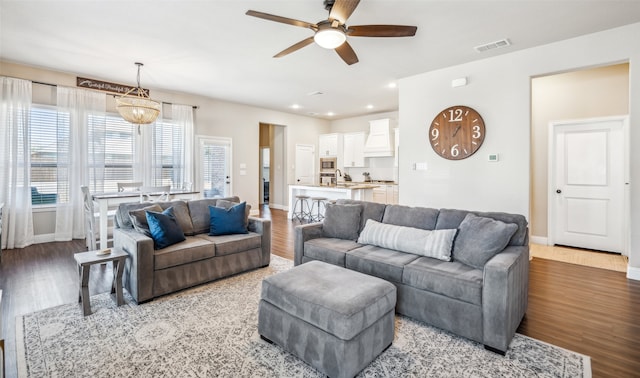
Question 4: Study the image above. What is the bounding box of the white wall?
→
[398,23,640,277]
[0,61,330,237]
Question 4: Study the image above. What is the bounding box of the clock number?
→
[451,144,459,157]
[431,128,439,140]
[448,108,463,122]
[472,125,481,139]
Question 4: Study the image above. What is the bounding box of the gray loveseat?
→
[114,197,271,303]
[294,199,529,354]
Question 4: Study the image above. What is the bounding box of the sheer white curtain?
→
[54,86,106,241]
[147,104,194,189]
[171,104,195,188]
[0,77,34,249]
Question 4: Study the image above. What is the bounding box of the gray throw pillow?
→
[358,219,456,261]
[322,203,362,241]
[129,204,163,236]
[453,213,518,269]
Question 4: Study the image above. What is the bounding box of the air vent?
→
[307,91,324,96]
[474,38,511,53]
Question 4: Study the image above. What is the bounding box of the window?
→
[29,104,184,205]
[30,106,61,204]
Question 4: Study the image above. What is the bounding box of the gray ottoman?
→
[258,260,396,378]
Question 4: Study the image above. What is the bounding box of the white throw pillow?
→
[357,219,457,261]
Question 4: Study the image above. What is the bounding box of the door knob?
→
[556,189,562,194]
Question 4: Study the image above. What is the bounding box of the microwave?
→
[320,157,336,171]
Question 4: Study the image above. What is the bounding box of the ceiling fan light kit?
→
[314,25,346,49]
[116,62,161,125]
[246,0,417,65]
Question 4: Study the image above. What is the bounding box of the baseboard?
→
[627,266,640,281]
[529,236,548,245]
[33,233,55,244]
[269,203,288,211]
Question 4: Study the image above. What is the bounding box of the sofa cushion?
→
[209,202,249,236]
[436,209,528,247]
[336,199,386,233]
[381,204,439,230]
[304,238,363,267]
[146,207,186,249]
[166,200,195,236]
[153,236,215,270]
[402,257,483,306]
[453,213,518,269]
[188,196,240,234]
[358,219,456,261]
[346,245,420,283]
[195,232,262,257]
[322,203,362,241]
[129,204,163,236]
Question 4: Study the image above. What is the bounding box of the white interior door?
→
[549,116,627,253]
[295,144,315,185]
[197,136,232,198]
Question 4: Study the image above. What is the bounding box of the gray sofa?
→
[294,199,529,354]
[114,197,271,303]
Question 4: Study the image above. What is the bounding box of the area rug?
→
[16,255,591,377]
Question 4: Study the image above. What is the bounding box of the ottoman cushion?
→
[261,260,396,340]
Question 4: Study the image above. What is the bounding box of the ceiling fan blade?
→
[329,0,361,24]
[335,41,359,65]
[246,10,316,29]
[348,25,417,37]
[274,37,315,58]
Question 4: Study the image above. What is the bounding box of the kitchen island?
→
[287,183,378,220]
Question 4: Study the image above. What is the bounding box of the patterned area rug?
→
[16,255,591,377]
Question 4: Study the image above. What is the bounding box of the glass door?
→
[197,136,232,198]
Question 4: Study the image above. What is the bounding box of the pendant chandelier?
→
[116,62,160,125]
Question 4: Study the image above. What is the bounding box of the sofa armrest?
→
[114,228,155,304]
[294,222,324,266]
[249,216,271,267]
[482,245,529,353]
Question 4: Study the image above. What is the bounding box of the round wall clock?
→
[428,105,485,160]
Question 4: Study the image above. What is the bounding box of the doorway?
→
[259,123,286,210]
[530,62,630,256]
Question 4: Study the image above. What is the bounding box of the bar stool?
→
[309,197,328,222]
[292,195,312,222]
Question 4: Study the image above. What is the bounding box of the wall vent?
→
[307,91,324,96]
[474,38,511,53]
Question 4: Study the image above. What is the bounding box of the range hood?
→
[363,118,394,157]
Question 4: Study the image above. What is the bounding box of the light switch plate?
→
[488,154,499,162]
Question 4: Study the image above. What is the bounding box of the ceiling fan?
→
[246,0,417,65]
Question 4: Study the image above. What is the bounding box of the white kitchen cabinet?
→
[372,184,398,204]
[318,133,342,157]
[343,132,366,168]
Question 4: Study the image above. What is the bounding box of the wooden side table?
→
[73,249,128,316]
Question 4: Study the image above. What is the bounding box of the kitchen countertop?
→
[290,183,380,190]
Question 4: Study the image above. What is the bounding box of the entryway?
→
[530,62,630,258]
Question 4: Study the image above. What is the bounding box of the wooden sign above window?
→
[76,77,149,96]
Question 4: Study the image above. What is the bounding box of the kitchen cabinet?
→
[343,132,366,168]
[394,128,399,167]
[318,133,342,157]
[372,184,398,204]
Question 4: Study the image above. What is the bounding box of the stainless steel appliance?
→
[320,157,337,171]
[320,172,336,185]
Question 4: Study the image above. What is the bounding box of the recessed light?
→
[387,82,397,89]
[327,112,335,116]
[366,104,374,109]
[291,104,301,109]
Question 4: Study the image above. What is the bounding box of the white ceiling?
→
[2,1,640,120]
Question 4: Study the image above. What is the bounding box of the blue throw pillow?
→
[209,201,249,236]
[146,207,186,249]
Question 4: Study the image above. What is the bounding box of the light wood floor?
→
[0,207,638,378]
[530,243,629,273]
